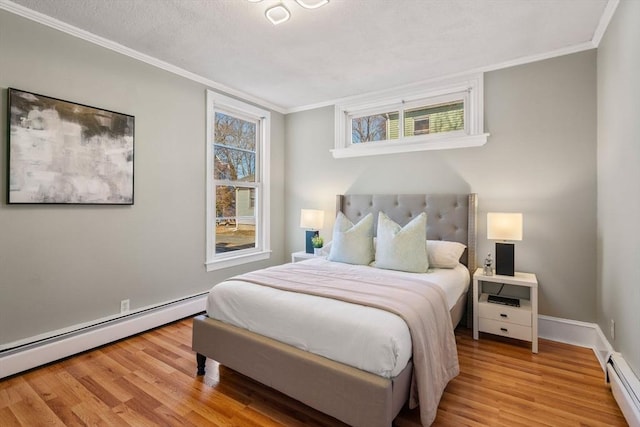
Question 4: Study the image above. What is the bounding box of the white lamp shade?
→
[487,213,523,241]
[300,209,324,230]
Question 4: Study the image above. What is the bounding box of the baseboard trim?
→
[594,321,615,369]
[0,293,207,379]
[538,314,613,370]
[0,306,617,379]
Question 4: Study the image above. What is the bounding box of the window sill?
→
[331,133,489,159]
[205,250,271,271]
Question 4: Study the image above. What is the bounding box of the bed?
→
[192,193,477,427]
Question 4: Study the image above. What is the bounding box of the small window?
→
[333,74,488,158]
[405,101,464,136]
[351,110,399,143]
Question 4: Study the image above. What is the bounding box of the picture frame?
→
[7,88,135,204]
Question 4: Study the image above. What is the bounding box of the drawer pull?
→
[500,313,508,318]
[500,328,508,332]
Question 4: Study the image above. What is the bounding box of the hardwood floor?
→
[0,318,627,426]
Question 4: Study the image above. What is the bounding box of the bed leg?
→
[196,353,206,376]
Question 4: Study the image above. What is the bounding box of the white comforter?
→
[206,258,469,378]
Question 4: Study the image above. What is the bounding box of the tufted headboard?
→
[336,194,477,327]
[336,193,477,274]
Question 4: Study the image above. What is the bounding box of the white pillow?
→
[318,240,332,256]
[328,212,374,265]
[375,212,428,273]
[427,240,467,268]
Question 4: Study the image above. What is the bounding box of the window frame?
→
[205,90,271,271]
[412,115,430,136]
[333,73,489,158]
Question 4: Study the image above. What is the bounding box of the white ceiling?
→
[6,0,612,112]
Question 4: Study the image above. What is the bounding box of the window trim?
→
[205,90,271,271]
[332,73,489,158]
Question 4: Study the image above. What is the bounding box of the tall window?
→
[333,74,488,158]
[206,91,270,271]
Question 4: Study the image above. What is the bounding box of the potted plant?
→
[311,235,324,255]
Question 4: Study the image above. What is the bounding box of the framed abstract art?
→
[7,88,134,204]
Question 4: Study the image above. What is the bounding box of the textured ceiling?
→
[8,0,610,111]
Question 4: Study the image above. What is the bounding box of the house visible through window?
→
[350,100,464,143]
[334,74,487,158]
[206,91,270,270]
[352,110,399,143]
[214,112,257,253]
[405,101,463,136]
[350,101,464,142]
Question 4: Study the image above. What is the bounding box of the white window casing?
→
[205,90,271,271]
[333,73,489,158]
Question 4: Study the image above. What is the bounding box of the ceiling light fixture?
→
[295,0,329,9]
[265,5,291,25]
[251,0,329,25]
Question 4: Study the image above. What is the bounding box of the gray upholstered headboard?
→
[336,193,477,274]
[336,193,478,328]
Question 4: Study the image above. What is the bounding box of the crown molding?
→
[286,0,619,114]
[1,0,617,116]
[286,41,597,114]
[0,0,287,114]
[592,0,619,47]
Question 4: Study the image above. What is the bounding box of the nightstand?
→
[291,251,318,263]
[472,268,538,353]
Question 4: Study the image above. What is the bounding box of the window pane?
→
[214,146,256,181]
[215,185,256,253]
[405,101,464,136]
[351,111,399,143]
[214,112,256,181]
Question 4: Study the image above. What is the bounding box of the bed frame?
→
[192,194,477,427]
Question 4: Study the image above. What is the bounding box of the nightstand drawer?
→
[473,269,539,353]
[478,297,531,326]
[479,318,532,342]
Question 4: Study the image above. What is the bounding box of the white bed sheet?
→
[206,258,469,378]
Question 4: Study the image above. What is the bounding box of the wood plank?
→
[42,397,85,427]
[0,406,22,427]
[5,380,66,427]
[112,402,158,427]
[0,319,626,426]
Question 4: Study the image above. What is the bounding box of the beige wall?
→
[285,50,598,322]
[597,0,640,376]
[1,5,616,357]
[0,10,286,345]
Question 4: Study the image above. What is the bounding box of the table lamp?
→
[487,212,523,276]
[300,209,324,254]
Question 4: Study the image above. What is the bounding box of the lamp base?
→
[495,242,515,276]
[305,230,318,254]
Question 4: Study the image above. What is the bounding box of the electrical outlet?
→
[120,299,130,314]
[610,319,615,340]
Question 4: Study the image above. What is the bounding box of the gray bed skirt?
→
[192,290,465,427]
[192,314,413,427]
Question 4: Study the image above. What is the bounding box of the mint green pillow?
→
[375,212,429,273]
[328,212,374,265]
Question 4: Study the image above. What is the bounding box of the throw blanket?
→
[233,261,459,426]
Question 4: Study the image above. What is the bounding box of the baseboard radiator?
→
[0,293,207,379]
[607,352,640,427]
